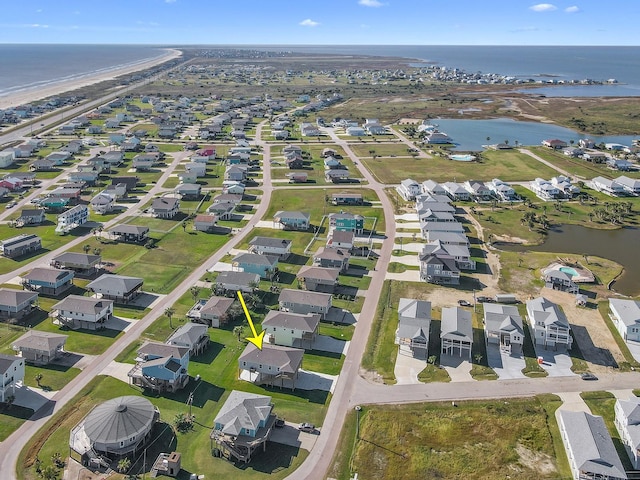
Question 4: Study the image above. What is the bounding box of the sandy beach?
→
[0,48,182,110]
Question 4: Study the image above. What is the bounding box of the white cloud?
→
[529,3,557,12]
[299,19,320,27]
[565,5,580,13]
[358,0,385,7]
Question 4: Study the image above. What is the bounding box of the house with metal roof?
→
[12,330,67,365]
[526,297,573,350]
[609,298,640,343]
[395,298,431,358]
[440,307,472,359]
[21,267,74,296]
[558,410,627,480]
[483,303,524,354]
[262,310,320,348]
[51,295,113,330]
[211,390,275,463]
[0,288,38,319]
[86,274,143,303]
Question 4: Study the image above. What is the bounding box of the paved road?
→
[0,119,275,479]
[519,148,574,178]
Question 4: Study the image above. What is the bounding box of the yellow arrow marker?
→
[237,291,265,349]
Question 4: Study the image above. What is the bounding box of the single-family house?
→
[442,182,471,201]
[483,303,524,354]
[273,211,310,231]
[463,180,494,201]
[329,212,364,234]
[542,139,568,149]
[193,214,218,232]
[151,197,180,219]
[397,179,421,201]
[107,224,150,243]
[187,296,235,328]
[543,269,579,294]
[615,397,640,469]
[225,165,248,182]
[530,178,561,200]
[0,288,37,319]
[419,254,460,285]
[50,252,101,275]
[90,192,116,215]
[287,172,308,183]
[238,343,304,390]
[129,342,189,393]
[17,208,45,226]
[331,192,363,206]
[591,176,625,196]
[420,240,475,270]
[214,271,260,295]
[526,297,573,350]
[211,390,275,463]
[616,176,640,195]
[68,170,99,185]
[395,298,431,358]
[185,162,206,177]
[86,274,143,303]
[207,202,236,220]
[488,178,517,201]
[328,230,355,250]
[262,310,320,348]
[56,205,89,233]
[278,289,332,319]
[248,237,292,260]
[0,234,42,258]
[325,170,350,183]
[440,307,473,358]
[0,355,24,402]
[174,183,202,199]
[608,158,634,171]
[558,410,627,480]
[232,253,278,280]
[296,266,340,293]
[50,295,113,330]
[313,247,350,272]
[0,150,16,168]
[166,322,210,356]
[12,330,67,365]
[21,267,74,296]
[609,298,640,343]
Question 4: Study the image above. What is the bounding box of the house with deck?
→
[248,237,292,260]
[591,176,625,196]
[232,253,278,280]
[51,295,113,330]
[440,307,473,358]
[12,330,67,365]
[128,342,189,393]
[262,310,320,348]
[543,270,579,294]
[86,274,143,303]
[166,322,210,356]
[238,343,304,390]
[214,271,260,295]
[0,234,42,258]
[0,289,38,319]
[609,298,640,343]
[395,298,431,358]
[56,205,88,234]
[273,211,310,231]
[151,197,180,219]
[526,297,573,350]
[615,396,640,470]
[331,192,363,206]
[50,252,101,276]
[0,355,24,402]
[483,303,524,354]
[22,267,74,296]
[397,179,421,201]
[107,224,150,243]
[278,289,332,319]
[17,209,45,226]
[615,176,640,195]
[419,254,460,285]
[328,212,364,234]
[187,296,235,328]
[296,266,340,293]
[313,247,350,272]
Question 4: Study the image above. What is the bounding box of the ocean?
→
[0,44,167,99]
[2,44,640,100]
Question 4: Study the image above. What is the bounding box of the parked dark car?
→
[298,423,316,433]
[274,418,285,428]
[581,372,598,381]
[477,296,494,303]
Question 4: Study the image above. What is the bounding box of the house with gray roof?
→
[248,236,292,259]
[0,234,42,259]
[166,322,209,356]
[187,296,235,328]
[397,178,421,201]
[526,297,573,350]
[214,271,260,295]
[419,254,460,285]
[0,354,24,402]
[51,252,101,275]
[87,274,143,303]
[51,295,113,330]
[296,266,339,293]
[107,224,149,243]
[558,410,627,480]
[483,303,524,354]
[211,390,275,463]
[17,208,45,226]
[616,175,640,195]
[12,330,67,365]
[543,269,579,294]
[313,247,350,272]
[278,288,332,319]
[232,253,278,280]
[151,197,180,219]
[207,201,236,220]
[21,267,74,296]
[609,298,640,343]
[395,298,431,358]
[238,343,304,390]
[129,342,190,393]
[174,182,202,199]
[273,211,310,231]
[440,306,473,359]
[421,240,475,270]
[262,310,320,348]
[615,396,640,469]
[0,288,38,319]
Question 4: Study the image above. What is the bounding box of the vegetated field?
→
[329,395,569,480]
[360,148,559,184]
[349,143,416,158]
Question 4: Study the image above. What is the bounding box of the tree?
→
[173,412,194,433]
[190,286,201,303]
[93,247,101,256]
[35,373,43,388]
[83,244,91,254]
[164,307,175,329]
[182,221,187,232]
[427,355,437,365]
[233,326,244,342]
[117,457,131,474]
[473,353,483,364]
[39,465,59,480]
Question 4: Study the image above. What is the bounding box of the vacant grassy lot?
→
[349,143,418,158]
[360,148,558,184]
[330,396,567,480]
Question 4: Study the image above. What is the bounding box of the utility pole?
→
[355,405,362,439]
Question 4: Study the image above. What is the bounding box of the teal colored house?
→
[273,211,310,231]
[329,212,364,234]
[232,253,278,279]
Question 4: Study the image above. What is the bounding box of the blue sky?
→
[1,0,638,45]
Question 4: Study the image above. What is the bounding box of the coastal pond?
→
[433,118,638,152]
[498,224,640,296]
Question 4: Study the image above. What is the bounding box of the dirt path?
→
[540,288,625,374]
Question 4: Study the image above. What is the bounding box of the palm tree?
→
[190,286,201,303]
[93,247,101,256]
[233,326,244,342]
[164,307,175,329]
[83,244,91,254]
[35,373,43,388]
[117,457,131,474]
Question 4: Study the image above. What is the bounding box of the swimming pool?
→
[449,154,476,162]
[559,266,579,277]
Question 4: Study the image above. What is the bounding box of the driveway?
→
[101,360,133,384]
[269,422,319,451]
[394,349,425,385]
[440,354,473,382]
[312,335,349,355]
[239,369,337,393]
[12,386,56,411]
[486,343,526,379]
[533,346,576,378]
[555,392,590,413]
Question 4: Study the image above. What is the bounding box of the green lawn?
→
[0,404,34,443]
[331,397,566,480]
[302,350,344,376]
[24,363,81,391]
[417,364,451,383]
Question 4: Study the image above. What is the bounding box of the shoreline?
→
[0,48,183,110]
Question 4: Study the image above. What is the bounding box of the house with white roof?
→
[0,354,24,402]
[529,178,561,200]
[615,396,640,469]
[395,298,431,358]
[440,307,472,359]
[483,303,524,354]
[591,176,624,196]
[609,298,640,343]
[616,175,640,195]
[488,179,517,201]
[397,179,421,201]
[526,297,573,350]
